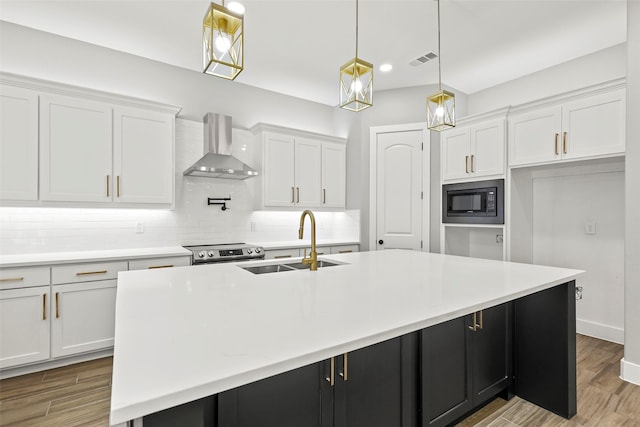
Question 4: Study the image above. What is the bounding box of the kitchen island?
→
[109,250,583,427]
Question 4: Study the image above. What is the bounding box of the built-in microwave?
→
[442,179,504,224]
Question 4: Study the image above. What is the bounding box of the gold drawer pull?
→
[563,132,568,154]
[274,255,292,259]
[148,265,174,269]
[55,292,60,318]
[76,270,108,276]
[0,277,24,282]
[106,175,110,197]
[323,189,326,204]
[465,155,469,173]
[117,175,121,197]
[42,294,47,320]
[554,133,559,155]
[470,154,475,173]
[338,250,353,253]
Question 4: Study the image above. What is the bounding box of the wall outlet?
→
[250,221,256,232]
[136,222,145,234]
[585,221,596,235]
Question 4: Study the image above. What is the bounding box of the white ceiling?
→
[0,0,627,106]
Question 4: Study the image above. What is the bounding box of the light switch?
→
[136,222,145,234]
[585,221,596,235]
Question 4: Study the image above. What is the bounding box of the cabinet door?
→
[0,86,39,201]
[321,143,346,208]
[218,362,327,427]
[471,119,505,178]
[295,138,322,207]
[561,88,626,160]
[441,127,471,181]
[113,107,174,204]
[421,316,473,427]
[0,287,50,369]
[334,334,418,427]
[508,106,562,166]
[264,133,295,206]
[40,94,113,202]
[51,280,117,358]
[470,303,513,407]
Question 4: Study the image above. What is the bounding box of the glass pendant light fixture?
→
[427,0,455,131]
[340,0,373,112]
[203,1,244,80]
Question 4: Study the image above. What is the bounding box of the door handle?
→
[296,187,300,203]
[465,155,469,173]
[563,132,568,154]
[291,187,295,203]
[378,240,384,245]
[338,353,348,381]
[470,155,475,173]
[555,133,559,155]
[325,357,335,386]
[55,292,60,318]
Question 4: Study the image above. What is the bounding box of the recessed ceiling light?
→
[379,63,393,72]
[227,2,245,14]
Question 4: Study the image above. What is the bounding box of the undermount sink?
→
[240,260,342,275]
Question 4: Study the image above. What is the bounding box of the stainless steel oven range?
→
[183,243,265,265]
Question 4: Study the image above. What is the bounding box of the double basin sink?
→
[241,260,341,275]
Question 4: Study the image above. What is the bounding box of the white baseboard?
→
[576,319,624,344]
[0,349,113,379]
[620,358,640,386]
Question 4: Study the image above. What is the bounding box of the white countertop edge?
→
[0,246,192,268]
[250,240,360,250]
[109,268,581,425]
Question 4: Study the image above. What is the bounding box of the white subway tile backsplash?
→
[0,119,359,255]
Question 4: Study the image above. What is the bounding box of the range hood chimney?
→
[183,113,258,179]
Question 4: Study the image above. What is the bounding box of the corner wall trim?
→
[620,358,640,386]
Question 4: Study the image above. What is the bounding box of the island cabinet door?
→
[332,333,419,427]
[217,361,329,427]
[469,302,514,407]
[420,316,473,427]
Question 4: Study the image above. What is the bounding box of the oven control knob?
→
[207,251,214,257]
[198,251,206,258]
[254,247,262,254]
[247,248,253,254]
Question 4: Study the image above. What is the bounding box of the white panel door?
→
[0,86,39,201]
[295,138,322,207]
[0,287,51,369]
[51,280,117,358]
[471,119,505,178]
[263,133,295,206]
[508,106,562,166]
[375,130,423,251]
[40,94,113,202]
[113,107,174,204]
[321,142,346,208]
[561,89,626,160]
[441,127,470,181]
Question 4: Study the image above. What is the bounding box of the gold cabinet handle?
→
[470,154,475,173]
[42,294,47,320]
[296,187,300,203]
[323,188,326,204]
[76,270,108,276]
[339,353,348,381]
[106,175,110,197]
[468,311,483,331]
[116,175,121,197]
[563,132,567,154]
[325,357,335,386]
[55,292,59,318]
[338,250,353,253]
[148,265,174,269]
[465,155,469,173]
[0,277,24,282]
[554,133,559,155]
[478,310,484,330]
[274,255,292,259]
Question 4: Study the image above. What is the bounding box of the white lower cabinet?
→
[0,286,51,369]
[51,280,117,358]
[264,248,301,260]
[128,256,191,270]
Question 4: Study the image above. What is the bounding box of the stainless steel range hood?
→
[183,113,258,179]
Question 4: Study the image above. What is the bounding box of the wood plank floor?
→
[0,334,638,426]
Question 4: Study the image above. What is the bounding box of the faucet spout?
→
[298,210,318,271]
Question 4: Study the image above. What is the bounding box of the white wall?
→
[622,1,640,385]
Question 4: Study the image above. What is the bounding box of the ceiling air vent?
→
[410,52,438,67]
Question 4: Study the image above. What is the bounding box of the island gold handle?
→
[468,311,484,331]
[563,132,568,154]
[76,270,108,276]
[55,292,59,318]
[554,133,559,155]
[148,265,174,269]
[339,353,348,381]
[325,357,335,386]
[465,155,469,173]
[0,277,24,282]
[42,294,47,320]
[478,310,484,330]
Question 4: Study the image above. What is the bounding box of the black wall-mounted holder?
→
[208,197,231,211]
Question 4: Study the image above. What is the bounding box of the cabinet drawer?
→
[0,267,50,290]
[128,256,191,270]
[52,261,128,284]
[264,248,300,260]
[300,246,330,256]
[330,245,359,254]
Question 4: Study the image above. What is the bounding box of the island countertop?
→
[109,250,583,425]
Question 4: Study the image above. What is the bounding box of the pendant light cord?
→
[355,0,359,59]
[437,0,442,91]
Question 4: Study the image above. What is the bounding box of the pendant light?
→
[427,0,455,131]
[203,1,244,80]
[340,0,373,111]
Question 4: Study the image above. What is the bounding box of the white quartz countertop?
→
[109,250,583,425]
[0,246,191,268]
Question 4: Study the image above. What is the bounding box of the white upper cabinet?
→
[255,124,347,209]
[509,87,626,167]
[0,86,39,201]
[113,107,174,204]
[442,118,505,182]
[321,142,346,208]
[39,94,113,202]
